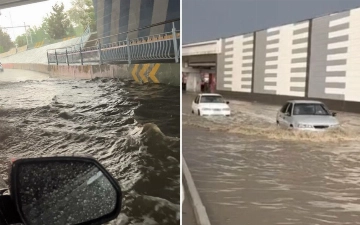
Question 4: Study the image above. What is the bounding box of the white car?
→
[191,93,231,116]
[276,100,339,131]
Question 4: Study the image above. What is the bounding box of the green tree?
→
[0,29,14,52]
[68,0,96,32]
[30,26,50,43]
[44,3,73,39]
[15,34,27,47]
[15,24,51,47]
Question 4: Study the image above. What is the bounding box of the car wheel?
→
[191,110,194,114]
[198,110,201,116]
[276,121,279,126]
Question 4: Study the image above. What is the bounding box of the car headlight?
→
[297,124,313,128]
[201,108,211,111]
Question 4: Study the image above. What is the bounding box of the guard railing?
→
[47,19,180,65]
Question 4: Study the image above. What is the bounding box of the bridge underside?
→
[183,55,217,68]
[0,0,46,9]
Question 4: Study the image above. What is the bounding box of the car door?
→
[283,103,294,127]
[277,103,289,127]
[192,95,200,113]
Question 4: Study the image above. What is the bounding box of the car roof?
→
[287,100,324,104]
[199,93,221,96]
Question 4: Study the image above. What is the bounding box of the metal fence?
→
[47,20,180,65]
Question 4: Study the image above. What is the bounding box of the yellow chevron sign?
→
[139,64,150,83]
[131,64,140,82]
[131,64,160,83]
[149,64,160,83]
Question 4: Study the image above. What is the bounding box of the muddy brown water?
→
[0,69,180,225]
[183,92,360,225]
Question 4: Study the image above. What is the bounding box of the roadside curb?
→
[182,156,211,225]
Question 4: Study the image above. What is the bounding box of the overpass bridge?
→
[0,0,46,9]
[182,40,220,92]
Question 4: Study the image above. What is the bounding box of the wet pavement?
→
[182,92,360,225]
[0,69,180,225]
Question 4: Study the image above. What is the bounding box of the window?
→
[293,103,330,115]
[286,103,293,115]
[194,96,199,104]
[199,95,225,103]
[280,103,289,113]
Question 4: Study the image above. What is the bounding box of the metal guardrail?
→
[77,25,91,49]
[47,19,180,65]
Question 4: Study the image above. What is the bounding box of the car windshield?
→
[200,95,224,103]
[293,103,330,115]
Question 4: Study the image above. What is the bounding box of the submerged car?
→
[191,93,231,116]
[276,100,339,131]
[0,62,3,72]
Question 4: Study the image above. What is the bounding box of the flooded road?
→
[0,69,180,225]
[182,92,360,225]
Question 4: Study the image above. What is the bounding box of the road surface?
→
[183,92,360,225]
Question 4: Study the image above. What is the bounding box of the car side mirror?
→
[332,112,337,117]
[10,156,122,225]
[226,101,229,104]
[285,112,291,116]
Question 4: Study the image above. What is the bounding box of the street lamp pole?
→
[9,11,14,39]
[24,22,29,46]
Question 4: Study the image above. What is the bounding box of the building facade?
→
[93,0,180,44]
[216,7,360,103]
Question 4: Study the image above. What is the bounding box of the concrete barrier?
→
[2,63,180,86]
[183,156,211,225]
[0,45,28,58]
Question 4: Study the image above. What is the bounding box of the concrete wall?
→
[93,0,180,44]
[2,63,180,86]
[0,45,28,58]
[216,7,360,107]
[0,36,89,64]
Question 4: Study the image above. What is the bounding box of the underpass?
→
[182,92,360,225]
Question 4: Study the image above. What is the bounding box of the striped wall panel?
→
[217,34,254,92]
[253,22,309,96]
[308,9,360,101]
[216,7,360,102]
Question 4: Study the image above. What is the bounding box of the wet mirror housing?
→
[10,156,122,225]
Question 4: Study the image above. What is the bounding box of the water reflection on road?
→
[183,92,360,225]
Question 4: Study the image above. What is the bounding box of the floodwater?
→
[0,69,180,225]
[182,92,360,225]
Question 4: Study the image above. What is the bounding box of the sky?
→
[182,0,360,44]
[0,0,72,41]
